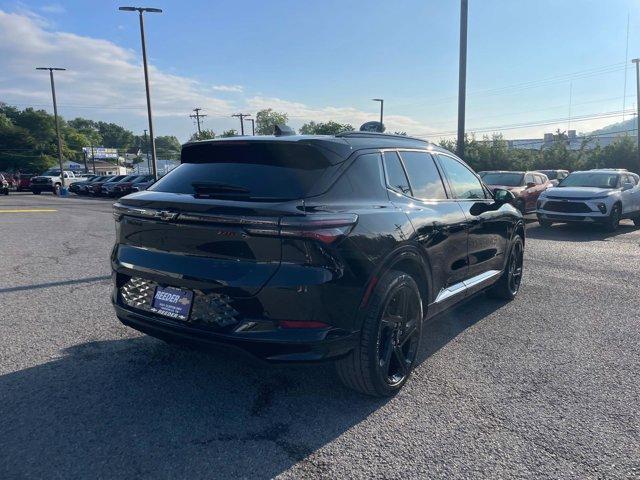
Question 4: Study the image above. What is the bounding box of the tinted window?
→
[437,155,486,200]
[398,151,447,200]
[152,142,335,200]
[481,172,523,186]
[330,153,386,200]
[383,151,411,195]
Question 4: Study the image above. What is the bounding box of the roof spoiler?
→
[274,124,296,136]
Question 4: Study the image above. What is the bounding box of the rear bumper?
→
[113,302,357,363]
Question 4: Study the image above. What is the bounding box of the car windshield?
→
[43,169,62,176]
[481,172,524,186]
[106,175,126,183]
[558,173,620,188]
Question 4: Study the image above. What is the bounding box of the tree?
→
[155,135,182,159]
[96,121,134,150]
[255,109,288,135]
[188,129,216,142]
[299,121,354,135]
[220,129,238,138]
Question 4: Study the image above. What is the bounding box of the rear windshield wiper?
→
[192,181,251,198]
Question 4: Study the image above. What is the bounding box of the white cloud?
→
[245,96,437,136]
[212,84,243,93]
[40,4,65,14]
[0,9,437,141]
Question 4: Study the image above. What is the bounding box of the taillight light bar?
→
[278,214,358,244]
[244,213,358,244]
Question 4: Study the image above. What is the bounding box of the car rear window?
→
[151,142,336,200]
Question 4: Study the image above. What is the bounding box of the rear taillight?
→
[279,214,358,244]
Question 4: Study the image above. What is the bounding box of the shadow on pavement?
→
[0,293,506,479]
[526,220,638,242]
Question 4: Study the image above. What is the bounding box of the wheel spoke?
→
[380,332,394,371]
[393,346,408,375]
[399,320,417,347]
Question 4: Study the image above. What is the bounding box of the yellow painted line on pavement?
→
[0,209,58,213]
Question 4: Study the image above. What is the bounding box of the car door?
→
[434,153,511,283]
[382,150,469,310]
[620,174,640,214]
[522,173,537,212]
[533,173,548,204]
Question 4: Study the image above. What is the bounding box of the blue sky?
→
[1,0,639,142]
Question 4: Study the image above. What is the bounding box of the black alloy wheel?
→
[506,240,524,296]
[376,284,421,388]
[489,235,524,300]
[336,270,423,397]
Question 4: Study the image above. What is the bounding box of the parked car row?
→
[71,174,155,197]
[478,168,640,231]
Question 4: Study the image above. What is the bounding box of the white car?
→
[536,169,640,231]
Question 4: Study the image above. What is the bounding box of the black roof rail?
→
[335,131,431,144]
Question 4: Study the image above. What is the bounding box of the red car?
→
[480,170,551,214]
[16,173,35,192]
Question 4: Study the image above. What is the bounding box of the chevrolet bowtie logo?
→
[154,210,178,221]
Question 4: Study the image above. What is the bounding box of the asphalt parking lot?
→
[1,192,639,479]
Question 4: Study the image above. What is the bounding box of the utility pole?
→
[372,99,384,127]
[457,0,469,159]
[119,6,162,180]
[36,67,66,192]
[232,113,250,135]
[91,144,96,174]
[143,129,151,174]
[189,107,207,135]
[244,117,255,136]
[633,58,640,169]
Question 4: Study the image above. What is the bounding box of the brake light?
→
[278,214,358,244]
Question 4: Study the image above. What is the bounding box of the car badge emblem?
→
[154,210,178,221]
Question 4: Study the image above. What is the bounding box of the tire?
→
[53,183,61,196]
[605,203,622,232]
[336,270,423,397]
[538,217,553,228]
[488,235,524,300]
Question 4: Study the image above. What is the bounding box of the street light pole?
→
[457,0,469,159]
[633,58,640,170]
[36,67,66,192]
[119,6,162,180]
[372,99,384,127]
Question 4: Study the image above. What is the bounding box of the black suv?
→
[111,132,525,396]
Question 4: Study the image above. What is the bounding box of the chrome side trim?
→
[434,269,501,304]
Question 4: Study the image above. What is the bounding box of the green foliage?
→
[155,135,182,159]
[299,121,354,135]
[439,132,640,174]
[188,129,216,142]
[220,129,238,138]
[96,121,134,149]
[255,109,288,135]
